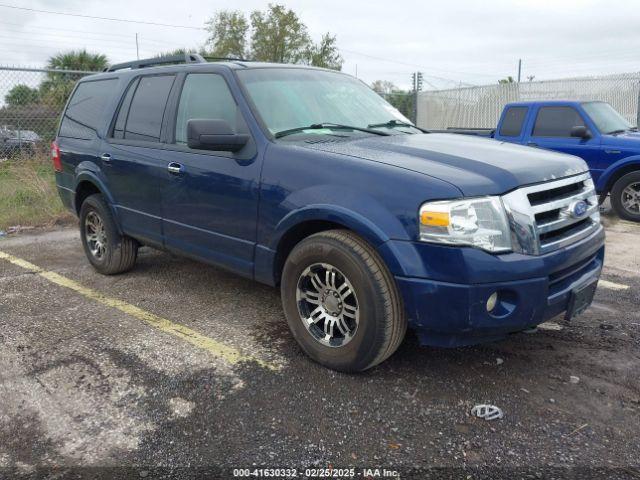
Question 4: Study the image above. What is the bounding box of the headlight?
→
[419,196,512,252]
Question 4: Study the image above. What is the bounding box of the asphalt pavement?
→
[0,212,638,479]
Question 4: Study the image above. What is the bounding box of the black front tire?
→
[611,171,640,222]
[79,193,138,275]
[281,230,406,372]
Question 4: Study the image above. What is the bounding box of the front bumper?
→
[384,226,605,347]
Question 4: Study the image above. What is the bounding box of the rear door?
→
[101,74,177,247]
[524,105,602,178]
[159,71,261,278]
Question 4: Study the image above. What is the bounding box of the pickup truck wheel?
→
[79,194,138,275]
[611,171,640,222]
[281,230,406,372]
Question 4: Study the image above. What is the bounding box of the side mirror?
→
[570,125,591,139]
[187,119,249,152]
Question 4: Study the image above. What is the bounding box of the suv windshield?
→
[582,101,633,134]
[236,68,415,137]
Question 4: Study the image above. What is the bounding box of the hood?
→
[603,131,640,149]
[301,133,588,196]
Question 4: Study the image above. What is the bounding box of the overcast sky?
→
[1,0,639,90]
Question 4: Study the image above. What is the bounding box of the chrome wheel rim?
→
[85,211,107,260]
[296,263,359,348]
[622,182,640,214]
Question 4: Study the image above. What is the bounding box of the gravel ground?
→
[0,209,638,479]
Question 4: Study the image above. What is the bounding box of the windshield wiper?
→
[607,129,628,135]
[367,119,426,133]
[274,123,391,139]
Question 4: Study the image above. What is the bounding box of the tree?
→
[46,49,108,72]
[370,80,413,119]
[250,4,311,64]
[203,5,343,69]
[41,50,108,109]
[205,10,249,58]
[498,76,515,84]
[371,80,398,95]
[306,33,342,70]
[5,84,39,107]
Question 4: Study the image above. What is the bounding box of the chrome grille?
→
[502,172,602,255]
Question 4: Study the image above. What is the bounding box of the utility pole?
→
[135,33,140,60]
[412,71,423,125]
[517,58,522,83]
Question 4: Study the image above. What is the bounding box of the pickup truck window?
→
[236,68,411,136]
[582,101,632,134]
[499,106,527,137]
[175,74,237,144]
[119,75,175,142]
[59,79,117,140]
[533,106,585,137]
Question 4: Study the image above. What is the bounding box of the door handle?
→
[167,162,183,174]
[526,141,538,147]
[100,153,111,163]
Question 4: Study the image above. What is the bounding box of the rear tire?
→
[611,171,640,222]
[79,193,138,275]
[281,230,406,372]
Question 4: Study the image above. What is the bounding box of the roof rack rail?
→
[202,56,252,63]
[104,53,207,72]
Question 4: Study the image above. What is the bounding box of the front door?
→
[525,105,602,182]
[160,72,261,278]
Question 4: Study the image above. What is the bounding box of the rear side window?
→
[533,106,585,137]
[115,75,175,142]
[59,79,117,140]
[499,106,527,137]
[175,73,238,144]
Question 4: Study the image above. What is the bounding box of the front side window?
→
[236,68,412,136]
[499,106,527,137]
[175,73,238,144]
[533,106,585,137]
[119,75,175,142]
[59,79,117,140]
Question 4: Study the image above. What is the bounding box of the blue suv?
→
[53,54,605,371]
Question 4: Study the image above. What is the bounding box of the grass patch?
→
[0,153,74,231]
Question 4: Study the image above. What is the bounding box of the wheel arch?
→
[260,205,403,287]
[596,156,640,198]
[73,171,121,233]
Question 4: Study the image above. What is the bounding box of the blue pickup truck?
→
[449,101,640,222]
[53,55,605,371]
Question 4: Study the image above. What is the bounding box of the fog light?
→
[486,292,498,312]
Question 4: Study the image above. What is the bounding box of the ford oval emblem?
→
[569,200,589,218]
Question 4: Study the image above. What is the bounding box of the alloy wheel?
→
[296,263,359,347]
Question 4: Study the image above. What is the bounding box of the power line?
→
[0,20,183,47]
[0,3,206,30]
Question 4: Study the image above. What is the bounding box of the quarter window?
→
[118,75,175,142]
[533,106,585,137]
[175,73,238,144]
[59,79,117,140]
[498,106,527,137]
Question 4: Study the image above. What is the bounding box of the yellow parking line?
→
[599,279,630,291]
[0,250,279,371]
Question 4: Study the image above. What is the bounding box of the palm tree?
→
[47,49,108,72]
[41,50,108,108]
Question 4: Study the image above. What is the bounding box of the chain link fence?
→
[0,66,93,158]
[417,73,640,130]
